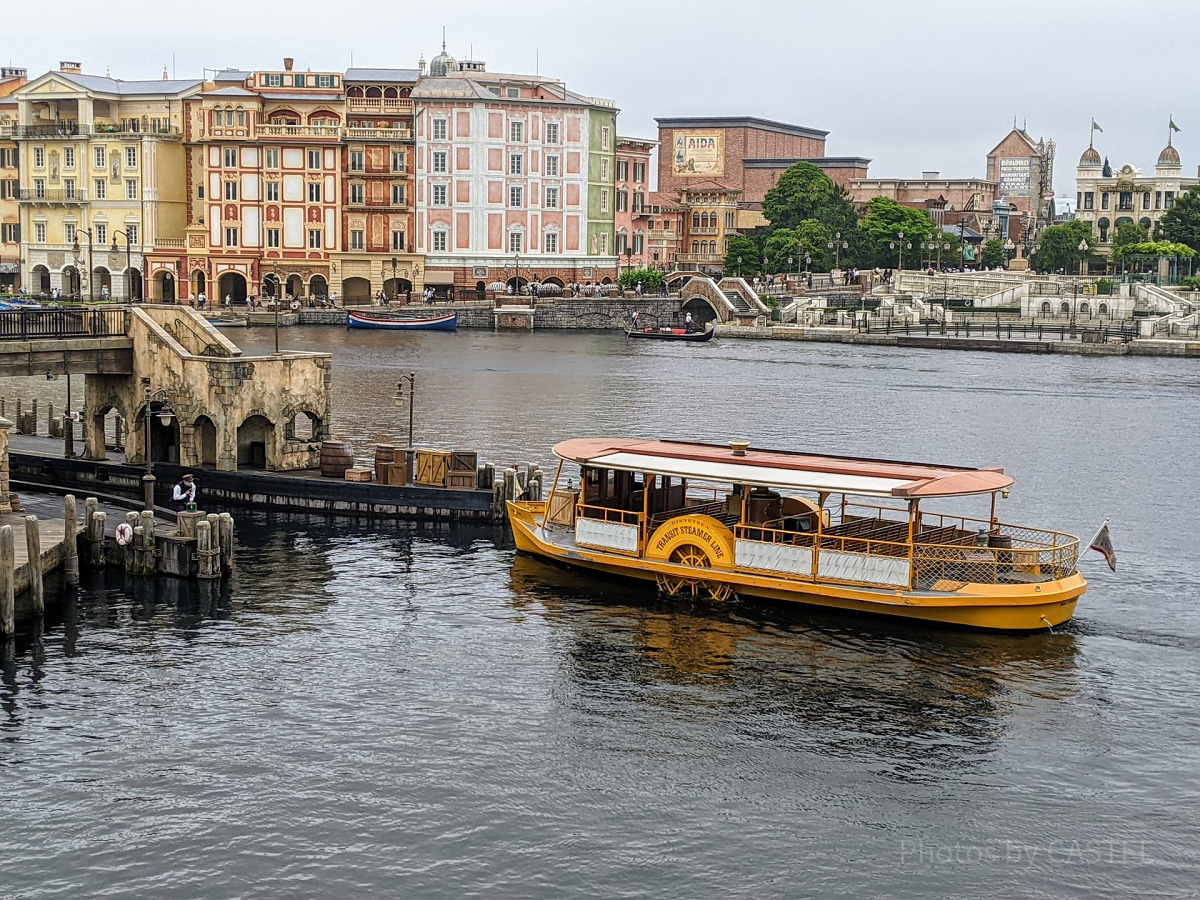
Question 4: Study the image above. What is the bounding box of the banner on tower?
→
[673,131,725,177]
[997,158,1032,197]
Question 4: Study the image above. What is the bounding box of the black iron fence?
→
[863,319,1138,343]
[0,306,130,340]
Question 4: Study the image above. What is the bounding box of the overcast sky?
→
[9,0,1196,193]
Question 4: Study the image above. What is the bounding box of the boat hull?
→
[346,310,457,331]
[625,325,714,342]
[507,502,1083,632]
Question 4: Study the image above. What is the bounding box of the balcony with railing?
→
[343,126,413,142]
[92,122,182,139]
[676,252,724,264]
[346,97,415,115]
[689,227,720,236]
[17,123,89,139]
[346,197,409,210]
[19,188,88,204]
[257,124,342,141]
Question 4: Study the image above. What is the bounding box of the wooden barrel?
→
[320,440,354,478]
[988,533,1013,570]
[375,443,399,483]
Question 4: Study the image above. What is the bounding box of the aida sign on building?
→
[997,158,1032,197]
[673,131,725,176]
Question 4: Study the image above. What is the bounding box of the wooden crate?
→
[449,450,478,473]
[414,449,450,487]
[447,471,477,490]
[386,459,409,486]
[345,467,373,483]
[547,489,579,527]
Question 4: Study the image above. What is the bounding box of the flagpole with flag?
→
[1169,115,1181,146]
[1088,519,1117,573]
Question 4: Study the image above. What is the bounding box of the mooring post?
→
[30,399,37,435]
[89,511,107,566]
[139,510,156,574]
[217,513,234,573]
[123,511,139,571]
[132,525,145,573]
[24,515,43,616]
[63,494,79,585]
[197,520,219,579]
[0,524,14,635]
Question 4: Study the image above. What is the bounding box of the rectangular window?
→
[350,229,364,250]
[63,146,75,169]
[506,87,520,99]
[64,223,76,244]
[616,190,627,212]
[265,73,283,87]
[317,74,334,88]
[633,193,644,213]
[95,223,107,246]
[599,231,608,253]
[237,109,246,126]
[94,146,105,169]
[509,231,522,253]
[308,149,321,169]
[432,119,447,140]
[633,233,644,254]
[308,228,322,249]
[617,160,628,181]
[35,222,46,243]
[350,183,364,204]
[225,227,238,247]
[616,232,626,255]
[198,185,204,199]
[725,211,735,229]
[392,230,405,251]
[308,182,321,202]
[509,153,523,175]
[509,185,523,208]
[1166,191,1175,209]
[266,181,279,201]
[267,227,280,248]
[125,146,137,169]
[1155,191,1162,209]
[1101,192,1109,210]
[545,231,558,253]
[432,183,447,206]
[34,147,45,168]
[432,231,447,252]
[601,126,610,150]
[266,148,280,168]
[545,122,559,144]
[225,180,238,200]
[126,224,138,245]
[509,120,524,143]
[349,150,364,171]
[391,184,405,206]
[1118,191,1133,211]
[34,178,46,199]
[544,186,559,209]
[63,178,76,200]
[601,158,609,181]
[392,150,405,172]
[126,179,138,200]
[0,223,18,244]
[545,155,559,177]
[224,147,237,168]
[600,188,609,213]
[1143,191,1152,209]
[634,161,645,183]
[1084,192,1094,210]
[432,150,448,173]
[94,178,106,199]
[293,74,306,87]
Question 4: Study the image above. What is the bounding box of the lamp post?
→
[393,373,416,482]
[141,378,174,512]
[110,229,136,303]
[391,256,399,304]
[1078,238,1089,277]
[826,231,848,272]
[897,231,905,271]
[71,229,95,303]
[1003,238,1016,267]
[959,219,968,269]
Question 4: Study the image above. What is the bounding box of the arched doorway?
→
[218,272,248,304]
[144,401,180,464]
[286,273,304,298]
[62,265,81,298]
[152,269,176,302]
[262,273,280,299]
[543,276,565,288]
[191,270,206,300]
[93,266,112,299]
[342,276,371,305]
[285,410,322,442]
[129,269,143,301]
[237,414,274,469]
[309,274,328,300]
[32,265,50,295]
[506,276,528,293]
[1079,301,1091,317]
[193,415,217,466]
[1040,301,1052,316]
[383,277,412,300]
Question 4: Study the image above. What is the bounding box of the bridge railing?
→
[0,306,131,341]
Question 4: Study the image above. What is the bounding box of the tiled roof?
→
[58,72,202,95]
[345,68,420,83]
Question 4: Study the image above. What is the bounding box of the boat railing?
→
[576,504,643,527]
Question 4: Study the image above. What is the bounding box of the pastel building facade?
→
[614,136,654,269]
[1,67,27,291]
[412,51,617,292]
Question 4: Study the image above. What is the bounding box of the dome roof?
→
[1157,143,1181,166]
[429,49,457,77]
[1079,146,1101,166]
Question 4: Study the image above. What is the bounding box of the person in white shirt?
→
[171,473,197,511]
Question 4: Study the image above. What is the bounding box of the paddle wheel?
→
[655,543,734,602]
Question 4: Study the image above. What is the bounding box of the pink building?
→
[614,136,654,270]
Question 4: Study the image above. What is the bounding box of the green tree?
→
[617,268,664,291]
[1110,239,1197,263]
[980,238,1006,269]
[762,162,861,264]
[1155,185,1200,251]
[858,197,936,268]
[723,235,760,277]
[1030,221,1093,273]
[1111,221,1150,253]
[762,228,799,274]
[796,219,833,272]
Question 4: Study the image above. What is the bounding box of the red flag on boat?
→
[1089,520,1117,572]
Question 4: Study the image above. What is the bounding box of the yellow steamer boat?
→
[507,439,1087,631]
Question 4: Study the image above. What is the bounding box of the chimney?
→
[921,171,940,180]
[283,57,294,72]
[59,61,82,74]
[162,66,169,81]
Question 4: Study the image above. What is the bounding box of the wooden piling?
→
[123,511,139,572]
[217,513,234,573]
[0,524,13,635]
[197,520,220,579]
[138,510,156,574]
[89,511,107,566]
[503,467,518,503]
[24,515,43,616]
[63,494,79,585]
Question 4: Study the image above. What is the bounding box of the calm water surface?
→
[2,327,1197,898]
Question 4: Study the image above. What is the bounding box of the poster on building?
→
[997,158,1032,197]
[673,131,725,177]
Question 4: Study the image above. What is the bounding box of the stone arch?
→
[218,271,247,304]
[262,272,281,298]
[269,108,301,124]
[1060,301,1070,314]
[236,412,275,469]
[365,86,383,99]
[1079,301,1091,317]
[151,267,176,302]
[31,264,50,294]
[193,414,218,466]
[191,269,207,298]
[543,276,565,288]
[92,266,112,298]
[132,398,181,464]
[383,86,398,99]
[680,277,727,323]
[284,407,324,442]
[347,85,364,98]
[62,264,82,297]
[342,276,371,305]
[1098,302,1109,316]
[1040,300,1052,316]
[1139,217,1152,230]
[309,274,328,299]
[286,273,304,298]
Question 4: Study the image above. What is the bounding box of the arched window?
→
[347,86,364,98]
[384,86,398,99]
[692,212,700,229]
[1079,301,1090,316]
[366,86,383,99]
[691,240,699,253]
[236,107,246,126]
[1097,217,1110,243]
[1098,302,1109,315]
[1040,301,1052,316]
[1060,301,1070,314]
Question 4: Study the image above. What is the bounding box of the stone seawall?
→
[300,298,685,330]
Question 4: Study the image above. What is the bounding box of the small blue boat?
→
[346,310,457,331]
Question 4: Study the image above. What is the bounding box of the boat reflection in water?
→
[509,553,1081,769]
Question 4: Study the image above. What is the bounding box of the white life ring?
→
[115,522,134,546]
[963,299,973,307]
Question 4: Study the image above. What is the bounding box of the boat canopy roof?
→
[554,438,1014,499]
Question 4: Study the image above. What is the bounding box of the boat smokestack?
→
[729,440,749,457]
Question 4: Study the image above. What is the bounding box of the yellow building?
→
[12,62,201,300]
